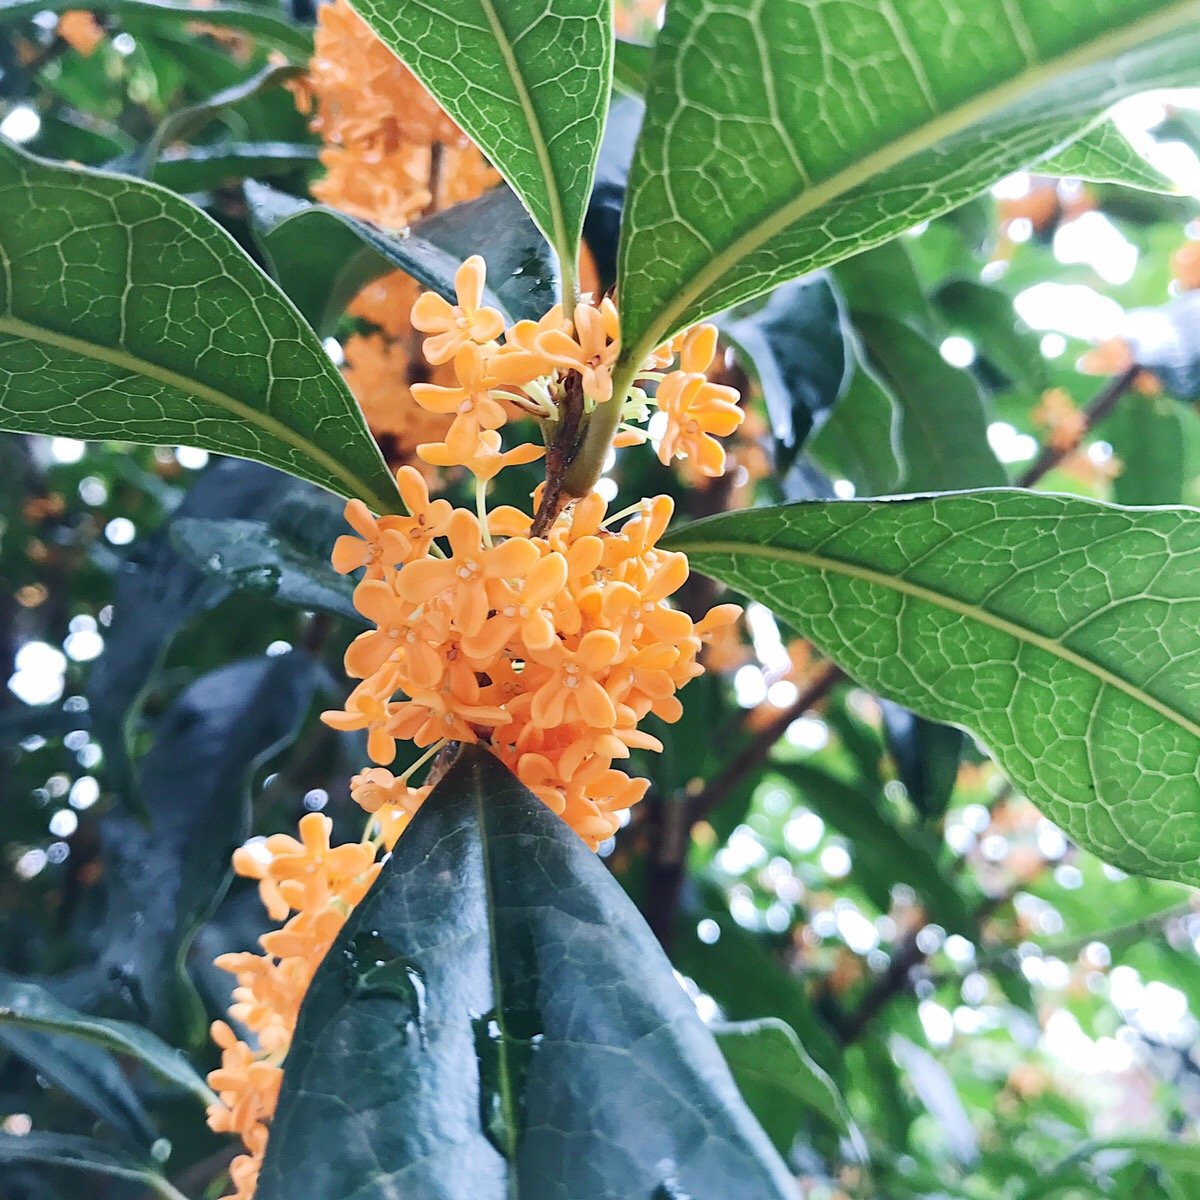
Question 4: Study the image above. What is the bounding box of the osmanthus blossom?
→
[206,254,747,1200]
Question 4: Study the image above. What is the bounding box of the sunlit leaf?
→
[667,491,1200,887]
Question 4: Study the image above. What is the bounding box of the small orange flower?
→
[410,256,505,364]
[655,371,744,477]
[534,298,620,403]
[331,500,410,576]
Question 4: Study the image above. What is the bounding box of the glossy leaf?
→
[933,278,1047,393]
[808,358,902,497]
[87,460,297,797]
[615,0,1200,375]
[97,653,318,1038]
[151,141,320,191]
[0,141,401,514]
[0,0,312,53]
[170,516,362,624]
[891,1036,978,1166]
[723,276,851,469]
[248,182,558,335]
[0,1133,187,1200]
[665,492,1200,887]
[346,0,611,291]
[259,746,793,1200]
[714,1018,859,1156]
[880,702,965,822]
[0,973,214,1106]
[1039,121,1177,192]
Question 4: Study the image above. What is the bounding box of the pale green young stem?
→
[560,357,638,497]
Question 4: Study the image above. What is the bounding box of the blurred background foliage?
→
[4,1,1200,1198]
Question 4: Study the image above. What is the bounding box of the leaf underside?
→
[666,491,1200,887]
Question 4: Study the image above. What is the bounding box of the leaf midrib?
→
[620,0,1200,365]
[677,537,1200,741]
[0,314,396,513]
[476,0,572,288]
[474,769,521,1200]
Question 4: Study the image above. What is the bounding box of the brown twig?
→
[1017,365,1140,488]
[530,371,585,536]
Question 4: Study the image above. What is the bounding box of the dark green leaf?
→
[0,1026,156,1149]
[150,141,320,190]
[614,0,1200,378]
[0,1133,186,1200]
[0,141,400,512]
[170,515,362,623]
[933,278,1047,393]
[714,1018,859,1156]
[97,652,318,1039]
[87,460,294,797]
[248,182,558,335]
[880,702,964,822]
[724,276,851,469]
[132,63,306,176]
[808,357,903,497]
[665,491,1200,888]
[1107,393,1186,506]
[0,973,214,1106]
[346,0,611,293]
[259,746,793,1200]
[853,314,1006,490]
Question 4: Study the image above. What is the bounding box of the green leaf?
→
[0,1020,156,1147]
[170,516,362,623]
[0,1133,187,1200]
[248,182,558,336]
[723,276,851,470]
[97,653,318,1039]
[258,746,793,1200]
[0,141,401,514]
[853,315,1006,491]
[664,491,1200,888]
[150,141,320,191]
[346,0,612,296]
[880,702,964,822]
[613,39,653,96]
[714,1018,860,1157]
[809,360,902,497]
[1038,121,1178,192]
[890,1036,978,1166]
[132,62,306,176]
[1107,393,1186,506]
[0,0,311,54]
[0,973,214,1106]
[615,0,1200,376]
[86,460,295,797]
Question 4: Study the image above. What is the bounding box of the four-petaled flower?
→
[410,255,505,364]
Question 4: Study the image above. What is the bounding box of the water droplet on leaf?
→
[342,931,426,1043]
[471,1006,544,1160]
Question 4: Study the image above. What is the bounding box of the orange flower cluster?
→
[205,812,406,1199]
[209,257,745,1196]
[295,0,496,228]
[318,257,743,845]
